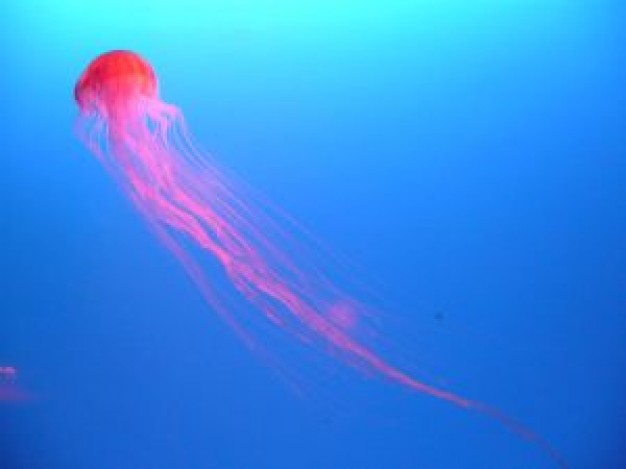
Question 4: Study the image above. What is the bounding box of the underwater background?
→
[1,1,625,468]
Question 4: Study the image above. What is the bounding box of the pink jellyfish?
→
[0,366,32,403]
[74,50,566,467]
[0,366,17,382]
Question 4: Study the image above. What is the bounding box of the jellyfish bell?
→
[74,50,159,119]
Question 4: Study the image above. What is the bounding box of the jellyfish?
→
[0,366,32,403]
[74,50,566,467]
[0,366,17,383]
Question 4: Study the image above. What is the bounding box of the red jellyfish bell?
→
[75,50,158,116]
[74,50,567,468]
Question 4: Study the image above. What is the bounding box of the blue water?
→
[2,2,625,468]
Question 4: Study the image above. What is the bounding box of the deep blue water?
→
[1,2,625,468]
